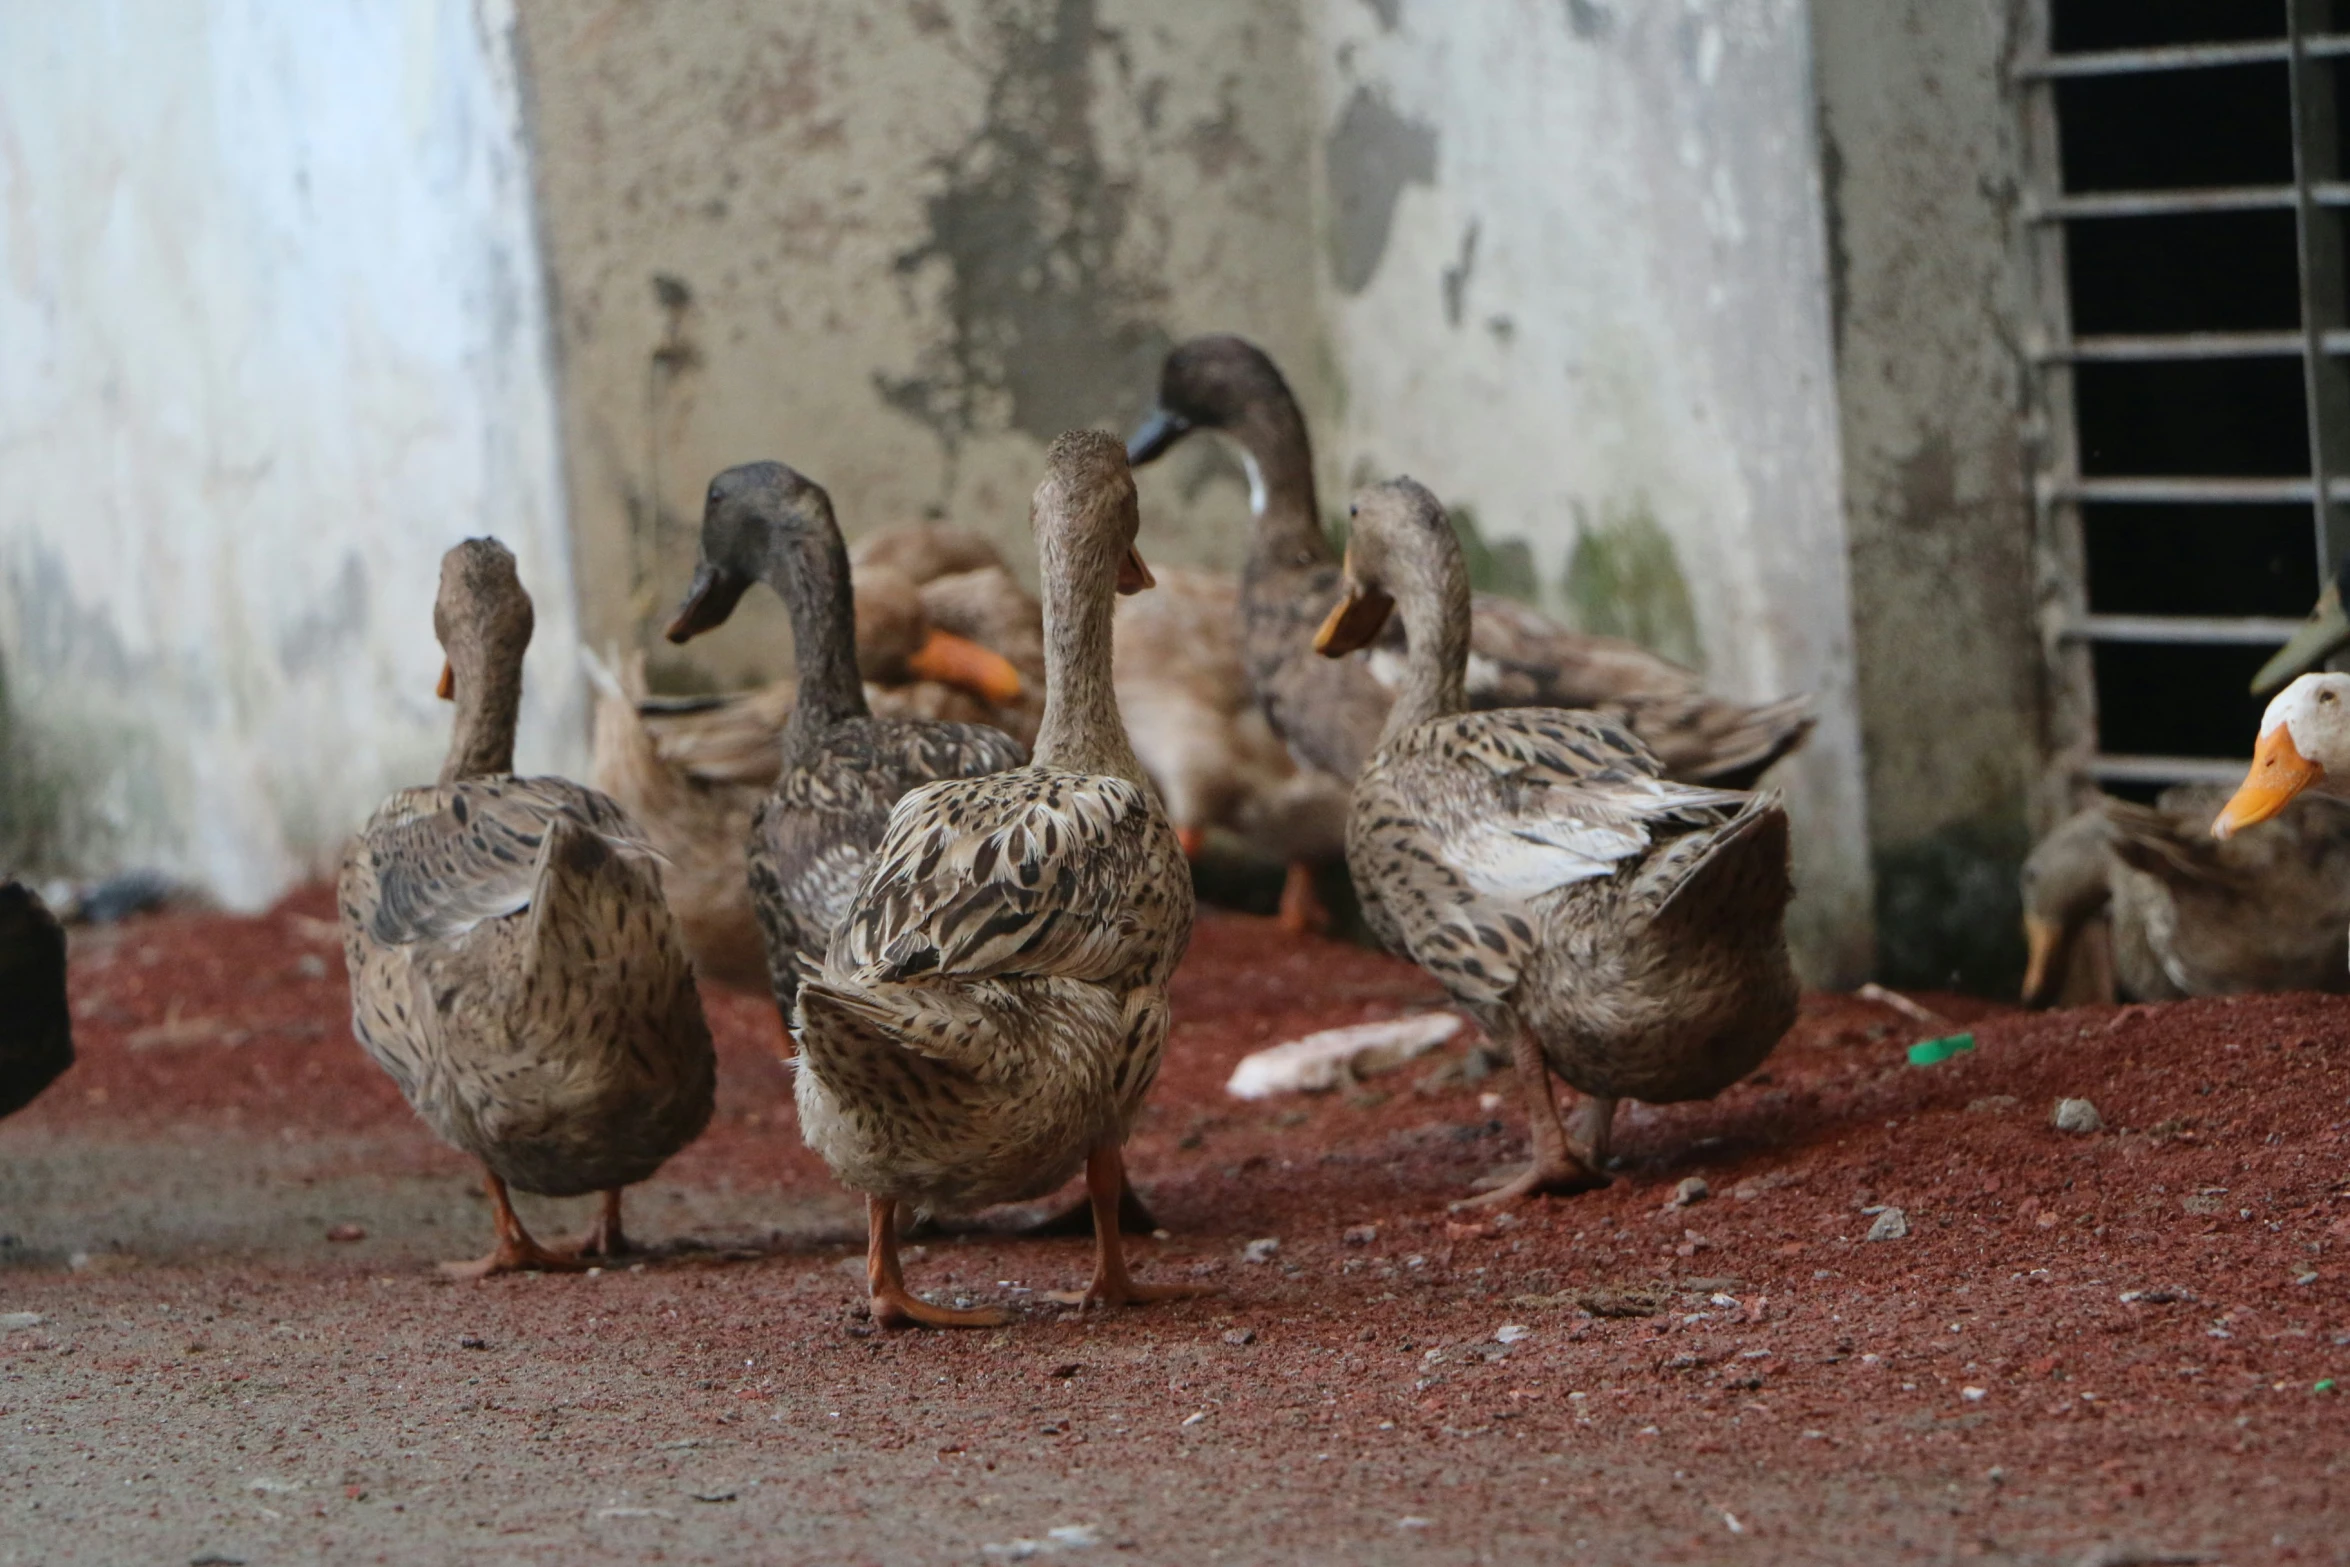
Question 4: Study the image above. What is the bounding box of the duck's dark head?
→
[666,461,838,643]
[1126,335,1303,466]
[1313,477,1453,657]
[431,538,534,701]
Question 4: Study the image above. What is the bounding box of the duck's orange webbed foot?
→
[871,1282,1014,1330]
[1451,1153,1611,1211]
[866,1196,1010,1331]
[1045,1145,1216,1311]
[441,1171,593,1280]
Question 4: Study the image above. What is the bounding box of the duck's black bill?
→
[664,563,752,644]
[1125,408,1193,466]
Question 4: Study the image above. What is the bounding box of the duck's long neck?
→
[771,528,869,740]
[1032,533,1143,784]
[1379,544,1473,744]
[1233,399,1329,570]
[438,649,522,784]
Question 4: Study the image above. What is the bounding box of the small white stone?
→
[0,1312,43,1330]
[1495,1323,1530,1345]
[1866,1207,1910,1242]
[1962,1386,1988,1402]
[1672,1177,1710,1207]
[1241,1237,1281,1264]
[2052,1098,2104,1134]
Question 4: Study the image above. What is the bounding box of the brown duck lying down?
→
[2020,784,2350,1007]
[794,432,1209,1327]
[1317,480,1797,1206]
[340,540,716,1278]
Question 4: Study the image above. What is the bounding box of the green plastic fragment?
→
[2317,1379,2337,1394]
[1907,1033,1977,1067]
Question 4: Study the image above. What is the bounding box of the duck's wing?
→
[352,778,656,947]
[1354,710,1742,1005]
[828,766,1181,990]
[1364,595,1815,787]
[751,720,1029,967]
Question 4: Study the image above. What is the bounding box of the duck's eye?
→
[1348,503,1359,518]
[2324,689,2339,706]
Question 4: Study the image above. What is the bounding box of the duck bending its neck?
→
[1378,540,1473,745]
[771,526,871,742]
[1031,521,1145,786]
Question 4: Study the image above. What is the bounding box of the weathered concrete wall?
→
[1303,0,1875,985]
[1810,0,2040,994]
[513,0,1329,691]
[0,0,578,906]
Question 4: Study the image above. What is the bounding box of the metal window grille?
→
[2021,0,2350,808]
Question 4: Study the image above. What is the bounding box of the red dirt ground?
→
[3,887,2347,1563]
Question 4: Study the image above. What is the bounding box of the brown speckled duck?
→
[664,464,1026,1013]
[1127,336,1815,790]
[338,539,715,1278]
[1317,480,1797,1207]
[588,560,1027,994]
[2022,786,2350,1007]
[0,880,73,1120]
[793,431,1205,1328]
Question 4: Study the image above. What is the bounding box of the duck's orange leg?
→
[1453,1023,1610,1210]
[868,1197,1010,1330]
[441,1170,593,1281]
[1277,861,1330,935]
[574,1188,632,1260]
[1044,1145,1217,1310]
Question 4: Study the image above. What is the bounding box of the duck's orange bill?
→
[436,659,455,701]
[2019,914,2063,1006]
[2212,722,2323,839]
[1117,544,1156,596]
[1175,825,1207,861]
[905,629,1024,706]
[1313,585,1395,657]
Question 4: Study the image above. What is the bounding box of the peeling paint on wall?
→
[1324,86,1438,295]
[877,0,1172,454]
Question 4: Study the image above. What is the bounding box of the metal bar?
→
[2047,331,2305,361]
[2041,475,2319,504]
[2084,755,2256,786]
[2014,39,2291,79]
[2026,184,2350,221]
[2290,0,2350,579]
[2019,0,2103,825]
[2060,613,2308,644]
[2014,34,2350,80]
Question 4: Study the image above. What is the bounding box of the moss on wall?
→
[1561,501,1703,670]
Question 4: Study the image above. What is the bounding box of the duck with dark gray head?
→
[1127,335,1816,795]
[665,463,1028,1012]
[1317,479,1798,1208]
[339,538,716,1278]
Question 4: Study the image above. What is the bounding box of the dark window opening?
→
[2046,0,2343,782]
